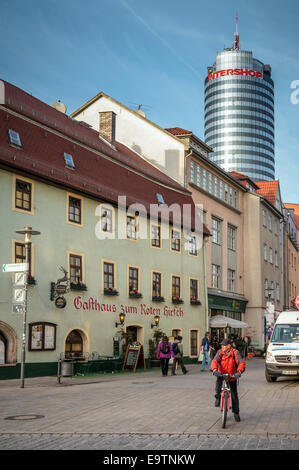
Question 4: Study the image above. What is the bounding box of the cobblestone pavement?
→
[1,433,299,450]
[1,358,299,450]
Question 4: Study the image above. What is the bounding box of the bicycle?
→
[216,372,237,428]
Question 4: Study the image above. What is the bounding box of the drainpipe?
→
[184,150,193,188]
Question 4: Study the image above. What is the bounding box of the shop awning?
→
[209,315,248,329]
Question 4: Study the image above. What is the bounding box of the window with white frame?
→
[212,217,221,244]
[208,173,213,193]
[9,129,22,147]
[269,247,273,264]
[265,279,268,298]
[228,225,237,251]
[262,209,267,227]
[202,169,207,190]
[212,264,221,289]
[219,180,223,199]
[227,269,236,292]
[270,281,274,300]
[64,153,75,169]
[276,283,280,302]
[214,176,218,197]
[196,165,201,187]
[264,243,268,261]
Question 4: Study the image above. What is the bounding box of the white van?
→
[265,310,299,382]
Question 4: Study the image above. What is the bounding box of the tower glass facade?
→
[204,49,274,181]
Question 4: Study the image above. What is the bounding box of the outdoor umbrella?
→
[209,315,248,329]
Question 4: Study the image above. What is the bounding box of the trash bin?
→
[57,360,74,383]
[61,360,74,377]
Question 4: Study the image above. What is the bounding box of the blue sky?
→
[1,0,299,203]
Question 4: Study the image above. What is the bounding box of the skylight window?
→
[156,193,165,204]
[64,153,75,169]
[8,129,22,147]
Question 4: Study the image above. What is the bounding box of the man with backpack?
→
[211,338,246,422]
[171,336,188,376]
[157,335,174,377]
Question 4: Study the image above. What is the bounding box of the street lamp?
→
[15,226,41,388]
[115,312,126,328]
[151,315,160,328]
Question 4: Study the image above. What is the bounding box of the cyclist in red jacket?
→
[211,338,246,422]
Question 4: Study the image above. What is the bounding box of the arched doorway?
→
[0,322,17,364]
[65,330,83,357]
[0,332,7,364]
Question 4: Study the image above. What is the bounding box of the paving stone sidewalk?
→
[1,358,299,450]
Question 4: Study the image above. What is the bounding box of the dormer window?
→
[156,193,165,204]
[64,153,75,169]
[9,129,22,147]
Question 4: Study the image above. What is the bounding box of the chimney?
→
[99,111,116,144]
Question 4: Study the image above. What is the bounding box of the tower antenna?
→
[233,11,240,50]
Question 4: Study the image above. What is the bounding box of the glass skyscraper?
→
[204,29,274,181]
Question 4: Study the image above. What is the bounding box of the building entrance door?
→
[0,332,6,364]
[65,330,83,356]
[126,326,138,343]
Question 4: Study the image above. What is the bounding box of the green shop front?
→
[208,289,248,348]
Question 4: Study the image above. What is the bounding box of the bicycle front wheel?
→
[221,393,228,428]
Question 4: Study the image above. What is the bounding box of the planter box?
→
[129,293,143,299]
[190,300,201,305]
[172,299,184,304]
[27,278,36,285]
[70,284,87,291]
[152,296,165,302]
[104,289,119,296]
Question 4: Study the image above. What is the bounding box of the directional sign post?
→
[3,263,28,273]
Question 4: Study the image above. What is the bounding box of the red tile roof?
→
[255,180,279,206]
[165,127,192,136]
[0,81,210,236]
[284,203,299,230]
[228,171,260,189]
[0,80,186,193]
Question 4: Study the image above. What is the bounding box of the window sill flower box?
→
[129,290,143,299]
[152,296,165,302]
[70,282,87,291]
[190,299,201,305]
[172,297,184,304]
[27,275,36,285]
[104,288,119,296]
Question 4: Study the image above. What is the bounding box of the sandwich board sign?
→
[122,343,146,372]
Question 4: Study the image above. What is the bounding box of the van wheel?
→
[265,370,277,382]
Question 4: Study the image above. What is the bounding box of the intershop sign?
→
[73,296,184,318]
[208,68,263,80]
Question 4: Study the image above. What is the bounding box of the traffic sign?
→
[12,304,25,314]
[294,296,299,310]
[3,263,28,273]
[13,288,26,303]
[13,272,26,287]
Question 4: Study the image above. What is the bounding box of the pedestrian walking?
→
[200,332,213,372]
[157,336,174,377]
[171,336,188,375]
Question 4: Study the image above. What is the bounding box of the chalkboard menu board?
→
[123,343,146,372]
